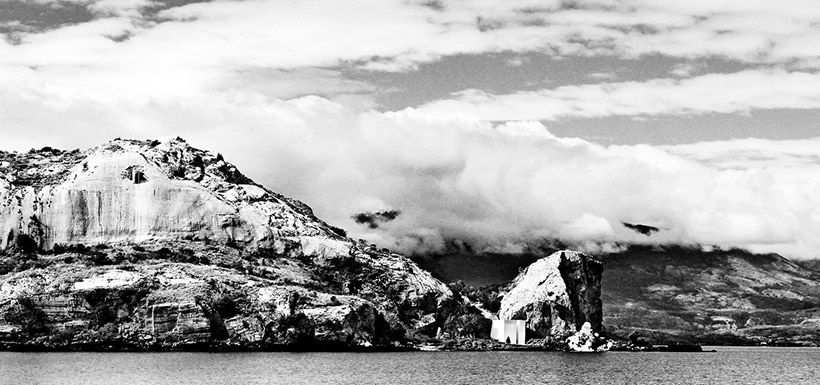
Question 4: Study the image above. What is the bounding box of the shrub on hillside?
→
[5,296,49,337]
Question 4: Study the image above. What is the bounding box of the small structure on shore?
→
[490,320,526,345]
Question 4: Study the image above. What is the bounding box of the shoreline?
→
[0,341,720,353]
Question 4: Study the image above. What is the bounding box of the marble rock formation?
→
[497,250,603,343]
[0,138,343,251]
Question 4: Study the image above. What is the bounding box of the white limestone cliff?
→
[0,138,340,252]
[497,250,603,342]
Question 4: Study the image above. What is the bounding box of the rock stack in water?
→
[0,138,456,350]
[497,250,603,346]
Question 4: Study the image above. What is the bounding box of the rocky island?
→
[0,138,604,351]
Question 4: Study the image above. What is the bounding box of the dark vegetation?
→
[0,147,83,187]
[196,285,245,342]
[435,282,492,338]
[448,280,504,314]
[4,296,49,338]
[83,286,152,342]
[1,241,224,275]
[328,225,347,238]
[0,234,50,274]
[796,259,820,273]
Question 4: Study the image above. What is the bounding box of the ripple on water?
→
[0,347,818,385]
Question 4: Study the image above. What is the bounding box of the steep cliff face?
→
[0,138,454,350]
[497,250,603,342]
[0,138,339,251]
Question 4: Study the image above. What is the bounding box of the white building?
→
[490,320,526,345]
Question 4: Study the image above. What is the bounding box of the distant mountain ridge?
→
[602,246,820,346]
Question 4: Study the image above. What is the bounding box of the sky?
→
[2,0,820,258]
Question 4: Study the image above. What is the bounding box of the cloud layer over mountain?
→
[2,0,820,258]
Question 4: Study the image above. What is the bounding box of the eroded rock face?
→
[0,263,390,348]
[497,250,603,341]
[0,138,455,350]
[0,138,339,251]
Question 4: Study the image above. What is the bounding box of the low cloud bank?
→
[4,0,820,260]
[2,90,819,259]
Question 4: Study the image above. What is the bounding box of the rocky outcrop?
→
[565,322,610,352]
[0,138,456,350]
[0,263,392,349]
[497,250,603,342]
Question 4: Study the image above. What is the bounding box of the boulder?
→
[565,322,610,352]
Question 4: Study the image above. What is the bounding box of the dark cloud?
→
[352,210,402,229]
[0,1,93,39]
[622,222,660,236]
[0,0,216,42]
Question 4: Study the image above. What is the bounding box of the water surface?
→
[1,346,817,384]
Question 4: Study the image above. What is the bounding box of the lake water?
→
[0,347,817,384]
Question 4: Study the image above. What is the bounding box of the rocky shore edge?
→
[0,340,707,353]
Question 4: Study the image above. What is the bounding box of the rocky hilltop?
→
[498,251,602,339]
[0,138,341,250]
[496,250,603,347]
[0,138,473,350]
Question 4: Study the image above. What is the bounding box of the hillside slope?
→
[603,247,820,346]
